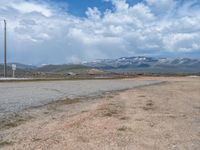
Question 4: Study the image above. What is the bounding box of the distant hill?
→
[36,64,105,75]
[8,63,37,70]
[0,64,32,77]
[37,64,90,72]
[0,64,106,78]
[1,56,199,77]
[84,56,200,74]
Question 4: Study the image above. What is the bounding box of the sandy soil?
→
[0,77,200,150]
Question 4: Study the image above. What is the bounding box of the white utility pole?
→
[4,20,7,78]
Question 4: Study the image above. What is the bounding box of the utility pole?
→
[4,20,7,78]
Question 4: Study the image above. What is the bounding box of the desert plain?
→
[0,76,199,150]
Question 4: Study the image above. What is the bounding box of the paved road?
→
[0,79,162,113]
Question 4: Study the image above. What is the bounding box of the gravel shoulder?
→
[0,79,161,114]
[0,77,200,150]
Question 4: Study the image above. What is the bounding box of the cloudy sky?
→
[0,0,200,65]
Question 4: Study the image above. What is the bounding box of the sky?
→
[0,0,200,65]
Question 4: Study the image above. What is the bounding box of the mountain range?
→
[84,56,200,74]
[1,57,200,76]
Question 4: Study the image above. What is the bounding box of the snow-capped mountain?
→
[84,56,200,73]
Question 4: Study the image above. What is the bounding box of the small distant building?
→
[66,72,77,76]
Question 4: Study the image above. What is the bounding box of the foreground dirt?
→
[0,77,200,150]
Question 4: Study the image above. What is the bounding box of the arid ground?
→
[0,77,200,150]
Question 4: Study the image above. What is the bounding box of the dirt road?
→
[0,77,199,150]
[0,79,161,113]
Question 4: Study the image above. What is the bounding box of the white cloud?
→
[164,33,200,52]
[145,0,176,13]
[0,0,200,64]
[86,7,101,20]
[112,0,129,11]
[11,2,53,17]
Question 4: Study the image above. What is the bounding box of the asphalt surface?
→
[0,79,162,113]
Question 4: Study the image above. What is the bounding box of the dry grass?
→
[99,104,121,117]
[142,100,155,111]
[0,114,32,130]
[62,98,81,105]
[117,126,129,131]
[0,140,13,148]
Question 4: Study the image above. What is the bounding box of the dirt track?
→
[0,79,161,113]
[0,77,200,150]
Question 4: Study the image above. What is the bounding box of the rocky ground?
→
[0,77,199,150]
